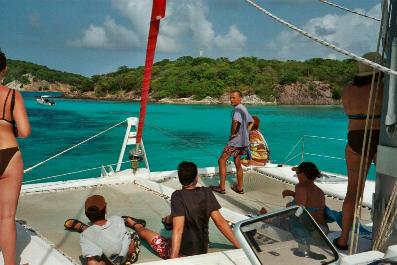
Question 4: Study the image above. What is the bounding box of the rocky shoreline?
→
[61,92,278,105]
[43,89,278,105]
[9,78,341,105]
[61,92,341,105]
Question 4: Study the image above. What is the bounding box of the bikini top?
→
[348,114,381,120]
[1,89,16,124]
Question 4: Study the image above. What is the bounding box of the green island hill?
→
[3,56,357,105]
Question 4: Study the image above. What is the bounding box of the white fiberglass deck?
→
[254,163,374,208]
[13,165,372,264]
[16,169,245,264]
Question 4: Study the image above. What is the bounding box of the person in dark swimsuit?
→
[334,52,384,250]
[0,88,19,176]
[260,162,327,232]
[0,49,31,265]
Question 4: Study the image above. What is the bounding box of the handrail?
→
[304,152,345,161]
[23,160,131,184]
[303,135,347,142]
[283,135,346,164]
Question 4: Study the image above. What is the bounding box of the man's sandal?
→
[231,183,244,194]
[122,216,146,230]
[64,219,88,233]
[210,185,226,194]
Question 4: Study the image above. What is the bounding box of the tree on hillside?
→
[4,56,357,103]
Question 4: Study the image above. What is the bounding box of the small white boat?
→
[36,95,56,106]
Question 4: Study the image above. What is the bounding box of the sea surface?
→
[20,92,376,184]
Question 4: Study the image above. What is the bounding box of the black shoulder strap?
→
[10,89,16,117]
[3,89,12,119]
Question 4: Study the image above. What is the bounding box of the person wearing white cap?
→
[335,52,384,250]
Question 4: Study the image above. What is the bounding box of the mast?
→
[136,0,166,146]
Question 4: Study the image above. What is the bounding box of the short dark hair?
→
[177,161,198,186]
[0,49,6,71]
[85,206,106,223]
[230,90,242,98]
[293,161,321,180]
[252,116,260,130]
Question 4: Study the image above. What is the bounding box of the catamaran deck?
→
[14,165,372,264]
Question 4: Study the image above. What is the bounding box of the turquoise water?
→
[20,93,376,183]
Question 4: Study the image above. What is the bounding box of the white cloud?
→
[102,17,140,48]
[68,0,247,53]
[186,2,215,50]
[68,17,140,49]
[69,25,110,49]
[267,4,381,60]
[215,25,247,50]
[111,0,152,38]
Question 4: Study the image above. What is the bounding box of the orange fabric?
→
[249,130,269,161]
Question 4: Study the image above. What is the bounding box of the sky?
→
[0,0,381,76]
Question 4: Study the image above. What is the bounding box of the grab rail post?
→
[301,135,305,162]
[116,117,137,172]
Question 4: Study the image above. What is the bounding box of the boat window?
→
[235,206,338,265]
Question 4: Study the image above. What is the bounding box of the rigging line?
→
[282,136,303,163]
[373,182,397,250]
[284,152,302,164]
[350,0,390,254]
[23,160,131,184]
[379,209,397,251]
[353,52,385,253]
[24,120,127,174]
[244,0,397,76]
[318,0,380,22]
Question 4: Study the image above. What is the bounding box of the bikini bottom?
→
[347,130,379,157]
[0,147,19,176]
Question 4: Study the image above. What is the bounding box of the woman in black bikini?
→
[0,50,31,265]
[334,52,384,250]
